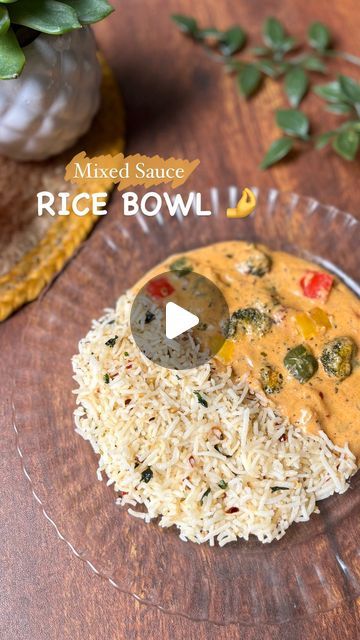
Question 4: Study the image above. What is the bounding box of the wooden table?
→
[2,1,360,638]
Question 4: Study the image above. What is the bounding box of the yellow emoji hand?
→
[226,188,257,218]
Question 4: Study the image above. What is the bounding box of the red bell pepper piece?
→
[300,271,334,303]
[146,276,175,299]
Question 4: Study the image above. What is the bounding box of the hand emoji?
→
[226,188,257,218]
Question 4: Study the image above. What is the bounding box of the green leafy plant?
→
[0,0,114,79]
[314,75,360,160]
[172,14,360,167]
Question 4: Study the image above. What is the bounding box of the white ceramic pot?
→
[0,27,101,161]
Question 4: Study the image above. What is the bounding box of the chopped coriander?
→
[194,391,208,407]
[218,480,228,490]
[200,487,211,504]
[103,373,110,384]
[145,311,155,324]
[214,444,232,458]
[271,486,288,492]
[105,335,118,348]
[141,467,153,483]
[124,351,129,357]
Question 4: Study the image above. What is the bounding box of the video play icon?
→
[130,270,230,370]
[165,302,199,340]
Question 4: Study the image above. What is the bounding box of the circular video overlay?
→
[130,271,230,370]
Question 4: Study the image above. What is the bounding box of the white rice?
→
[72,291,357,545]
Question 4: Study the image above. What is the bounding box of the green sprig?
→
[172,14,360,167]
[314,75,360,160]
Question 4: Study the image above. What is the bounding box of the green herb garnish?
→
[200,487,211,504]
[194,391,208,407]
[271,486,288,492]
[124,351,129,357]
[105,335,118,348]
[141,467,153,483]
[218,480,228,490]
[214,444,232,458]
[145,311,155,324]
[103,373,110,384]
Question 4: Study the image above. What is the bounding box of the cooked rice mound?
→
[72,292,357,545]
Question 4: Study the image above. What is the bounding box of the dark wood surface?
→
[2,0,360,638]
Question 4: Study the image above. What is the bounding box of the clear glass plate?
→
[13,187,360,626]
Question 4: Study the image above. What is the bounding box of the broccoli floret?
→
[320,336,356,380]
[226,307,273,338]
[169,256,193,277]
[284,344,318,383]
[236,249,272,277]
[260,365,284,394]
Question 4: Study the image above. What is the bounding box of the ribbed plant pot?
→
[0,27,101,161]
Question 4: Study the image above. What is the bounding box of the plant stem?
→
[324,50,360,66]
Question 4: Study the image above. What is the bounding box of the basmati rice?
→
[72,291,357,545]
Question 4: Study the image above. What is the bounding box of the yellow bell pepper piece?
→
[216,339,235,364]
[295,312,317,339]
[309,307,332,329]
[226,188,257,218]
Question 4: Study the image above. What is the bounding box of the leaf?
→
[313,81,348,103]
[237,63,262,97]
[302,56,326,73]
[332,129,359,161]
[276,109,310,138]
[284,67,309,107]
[63,0,114,25]
[260,137,294,169]
[0,7,10,35]
[171,14,198,36]
[315,131,337,149]
[263,17,285,49]
[281,36,296,53]
[256,59,281,78]
[197,27,222,40]
[219,25,246,55]
[326,102,353,115]
[338,120,360,132]
[308,22,331,51]
[8,0,81,34]
[224,59,243,74]
[338,74,360,104]
[251,46,269,56]
[0,27,25,79]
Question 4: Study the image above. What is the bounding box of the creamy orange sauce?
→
[138,241,360,461]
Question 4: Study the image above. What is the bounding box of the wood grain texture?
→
[1,0,360,638]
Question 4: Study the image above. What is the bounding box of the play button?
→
[165,302,199,339]
[130,270,230,370]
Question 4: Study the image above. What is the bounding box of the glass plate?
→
[13,187,360,626]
